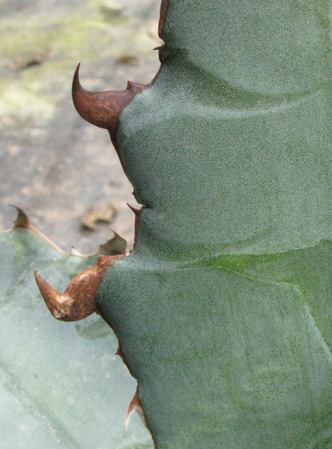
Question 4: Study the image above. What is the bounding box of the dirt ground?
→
[0,0,161,253]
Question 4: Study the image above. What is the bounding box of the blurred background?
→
[0,0,161,253]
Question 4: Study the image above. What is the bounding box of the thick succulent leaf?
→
[0,225,153,449]
[118,0,332,256]
[94,1,332,448]
[98,243,332,449]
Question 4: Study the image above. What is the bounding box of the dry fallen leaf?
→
[14,51,51,70]
[116,54,140,65]
[80,203,118,231]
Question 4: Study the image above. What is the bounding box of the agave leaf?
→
[95,1,332,447]
[0,220,153,449]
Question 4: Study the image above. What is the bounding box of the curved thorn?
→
[10,205,30,229]
[125,388,147,430]
[127,203,142,217]
[72,64,144,138]
[99,231,127,256]
[34,270,68,320]
[35,255,124,322]
[10,206,65,253]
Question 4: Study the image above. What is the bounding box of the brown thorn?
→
[127,203,142,217]
[127,204,144,249]
[115,342,131,368]
[158,0,170,40]
[10,205,30,230]
[125,388,147,430]
[72,64,146,142]
[10,205,66,254]
[115,342,123,357]
[153,45,164,51]
[35,254,125,322]
[98,231,127,256]
[126,80,146,92]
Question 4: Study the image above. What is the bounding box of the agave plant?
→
[4,0,332,447]
[0,209,153,448]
